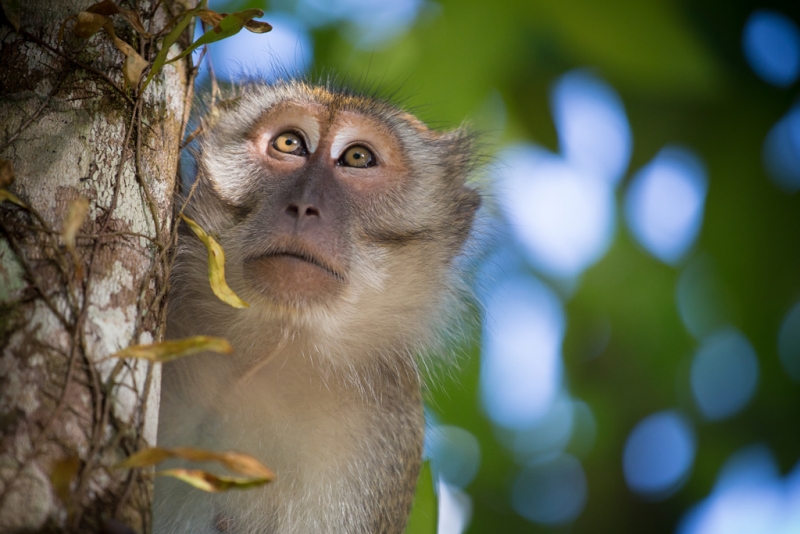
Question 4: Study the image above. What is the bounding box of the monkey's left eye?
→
[338,145,375,168]
[273,132,307,156]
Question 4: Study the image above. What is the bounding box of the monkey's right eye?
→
[272,132,307,156]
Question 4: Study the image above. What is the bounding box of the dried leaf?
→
[0,189,27,208]
[73,11,107,39]
[157,468,272,492]
[61,197,89,252]
[243,19,272,34]
[0,158,14,188]
[110,335,232,363]
[122,48,148,87]
[50,454,81,503]
[86,0,148,35]
[165,9,268,65]
[101,21,148,88]
[196,9,224,27]
[117,446,274,493]
[0,0,21,32]
[180,214,249,308]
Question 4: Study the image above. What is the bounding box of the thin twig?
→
[0,74,66,153]
[21,30,133,104]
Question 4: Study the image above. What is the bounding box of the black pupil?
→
[284,138,294,146]
[352,152,362,160]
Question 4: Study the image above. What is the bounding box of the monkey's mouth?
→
[256,250,343,281]
[243,245,345,301]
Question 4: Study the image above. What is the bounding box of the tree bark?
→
[0,1,192,531]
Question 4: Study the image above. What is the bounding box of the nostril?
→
[285,203,320,218]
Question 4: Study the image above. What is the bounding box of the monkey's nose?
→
[285,203,320,219]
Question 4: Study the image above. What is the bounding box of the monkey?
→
[154,79,481,534]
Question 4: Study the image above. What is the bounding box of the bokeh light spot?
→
[426,425,481,489]
[624,146,708,264]
[504,394,574,461]
[622,410,696,498]
[690,329,759,421]
[778,301,800,381]
[551,70,632,185]
[512,454,588,525]
[678,445,800,534]
[295,0,426,47]
[499,146,616,278]
[763,105,800,193]
[437,478,473,534]
[481,275,564,429]
[742,10,800,87]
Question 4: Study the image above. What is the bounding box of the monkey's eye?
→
[339,145,375,168]
[273,132,307,155]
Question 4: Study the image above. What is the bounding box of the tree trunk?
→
[0,1,192,531]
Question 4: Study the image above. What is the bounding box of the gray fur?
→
[155,80,480,534]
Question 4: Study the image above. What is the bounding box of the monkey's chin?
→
[244,254,344,305]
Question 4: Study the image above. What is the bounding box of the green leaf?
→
[141,0,207,92]
[405,461,437,534]
[165,9,266,65]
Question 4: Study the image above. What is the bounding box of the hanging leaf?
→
[404,462,438,534]
[165,9,269,65]
[157,468,272,492]
[180,214,249,309]
[0,158,14,188]
[117,446,274,493]
[86,0,148,36]
[61,197,89,252]
[73,11,107,39]
[0,189,27,208]
[242,19,272,34]
[110,335,232,363]
[50,454,81,503]
[0,0,21,32]
[100,21,148,88]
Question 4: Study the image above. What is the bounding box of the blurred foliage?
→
[208,0,800,531]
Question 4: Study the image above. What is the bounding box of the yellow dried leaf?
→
[86,0,148,36]
[0,158,14,188]
[61,197,89,252]
[102,21,148,89]
[74,11,107,39]
[180,214,249,308]
[50,454,81,503]
[122,49,148,88]
[196,9,224,27]
[157,468,272,492]
[117,446,274,493]
[0,189,27,208]
[0,0,21,32]
[110,335,232,363]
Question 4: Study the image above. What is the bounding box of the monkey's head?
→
[177,80,481,361]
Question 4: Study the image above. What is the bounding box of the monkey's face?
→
[189,82,480,337]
